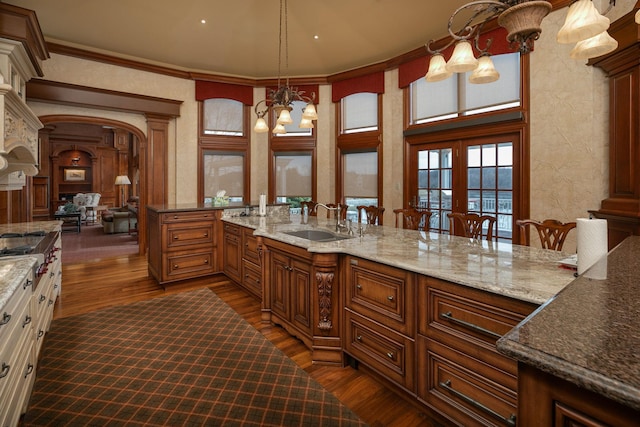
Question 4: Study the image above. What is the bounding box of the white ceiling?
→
[5,0,472,78]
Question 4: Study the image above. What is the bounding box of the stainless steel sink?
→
[283,229,352,242]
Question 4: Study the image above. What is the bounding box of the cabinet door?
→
[270,251,290,321]
[223,227,242,283]
[290,258,312,334]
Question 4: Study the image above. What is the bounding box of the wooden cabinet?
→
[517,363,640,427]
[343,256,416,392]
[222,222,263,299]
[267,242,313,345]
[241,227,262,298]
[0,241,61,427]
[222,223,242,284]
[590,7,640,249]
[147,208,219,285]
[417,277,536,427]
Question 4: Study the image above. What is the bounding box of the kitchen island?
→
[222,214,577,426]
[497,236,640,425]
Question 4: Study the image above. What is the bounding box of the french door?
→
[407,132,524,242]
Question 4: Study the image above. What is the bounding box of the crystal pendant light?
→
[469,55,500,84]
[557,0,610,44]
[425,53,453,82]
[446,41,479,73]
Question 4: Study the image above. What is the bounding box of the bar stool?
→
[393,208,432,231]
[448,212,496,240]
[516,219,576,251]
[357,205,385,225]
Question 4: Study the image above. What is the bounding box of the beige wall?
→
[28,0,637,252]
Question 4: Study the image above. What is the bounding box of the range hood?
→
[0,4,49,191]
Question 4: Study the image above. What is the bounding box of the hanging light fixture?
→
[425,1,618,85]
[254,0,318,134]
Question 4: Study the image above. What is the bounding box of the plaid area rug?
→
[24,288,366,426]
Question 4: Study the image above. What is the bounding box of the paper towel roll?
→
[576,218,608,275]
[259,194,267,216]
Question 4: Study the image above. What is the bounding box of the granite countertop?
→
[147,202,289,213]
[0,220,62,235]
[497,236,640,411]
[223,215,575,305]
[0,256,39,310]
[0,221,61,309]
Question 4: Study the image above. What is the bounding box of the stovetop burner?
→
[0,232,47,258]
[0,230,46,238]
[0,245,34,256]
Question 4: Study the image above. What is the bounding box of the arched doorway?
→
[38,115,147,256]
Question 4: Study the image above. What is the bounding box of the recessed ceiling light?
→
[314,35,319,40]
[201,19,206,24]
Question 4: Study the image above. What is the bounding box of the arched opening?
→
[38,115,147,256]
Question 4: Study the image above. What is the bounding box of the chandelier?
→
[426,0,618,84]
[254,0,318,134]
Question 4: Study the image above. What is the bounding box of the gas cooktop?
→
[0,231,47,258]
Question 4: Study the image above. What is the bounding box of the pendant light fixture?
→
[253,0,318,134]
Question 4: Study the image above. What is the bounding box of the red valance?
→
[331,71,384,103]
[398,27,512,88]
[264,84,319,104]
[195,80,254,105]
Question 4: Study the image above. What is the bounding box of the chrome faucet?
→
[314,203,348,233]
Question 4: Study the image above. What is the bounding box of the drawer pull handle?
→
[440,380,516,427]
[440,311,502,340]
[386,352,394,359]
[22,315,32,328]
[38,329,45,338]
[39,295,46,303]
[1,312,10,326]
[24,363,34,378]
[0,363,9,378]
[24,279,33,290]
[387,295,394,301]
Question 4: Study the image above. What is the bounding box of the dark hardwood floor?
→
[54,253,448,427]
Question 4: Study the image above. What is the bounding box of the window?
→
[198,98,250,203]
[341,93,379,134]
[409,52,520,125]
[343,151,379,222]
[202,151,245,203]
[274,153,313,211]
[202,99,244,136]
[337,92,383,223]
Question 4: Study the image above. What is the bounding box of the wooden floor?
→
[54,253,448,427]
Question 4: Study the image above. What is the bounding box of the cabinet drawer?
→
[420,277,533,350]
[242,261,262,298]
[242,230,261,266]
[417,337,517,427]
[161,211,216,223]
[164,250,216,280]
[165,223,215,249]
[345,256,415,336]
[0,276,32,346]
[223,222,241,235]
[344,311,415,392]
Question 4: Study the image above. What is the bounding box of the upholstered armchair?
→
[102,207,137,234]
[72,193,101,223]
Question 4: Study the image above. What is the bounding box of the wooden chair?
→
[357,205,385,225]
[393,208,433,231]
[326,203,349,221]
[447,212,496,240]
[516,219,577,251]
[299,201,317,216]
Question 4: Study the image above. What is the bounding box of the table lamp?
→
[115,175,131,207]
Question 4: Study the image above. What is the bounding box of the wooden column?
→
[590,3,640,249]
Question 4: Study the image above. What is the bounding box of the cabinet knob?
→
[204,233,209,238]
[387,295,394,301]
[174,236,179,240]
[387,352,394,359]
[356,335,362,341]
[356,284,362,290]
[174,265,179,269]
[204,260,209,264]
